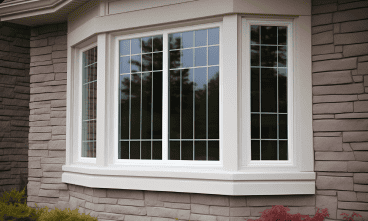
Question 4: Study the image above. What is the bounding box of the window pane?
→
[119,36,162,160]
[120,56,130,74]
[279,114,287,139]
[261,26,277,45]
[120,40,130,56]
[82,47,97,158]
[261,68,277,112]
[169,27,219,161]
[278,27,287,45]
[279,141,288,160]
[251,114,259,139]
[261,141,277,160]
[278,46,287,67]
[251,46,259,67]
[251,140,260,160]
[251,68,260,112]
[261,114,277,139]
[170,141,180,160]
[119,141,129,159]
[251,26,260,45]
[261,46,277,67]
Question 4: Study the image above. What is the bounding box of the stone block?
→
[145,191,164,207]
[52,50,67,59]
[69,196,86,211]
[105,204,146,215]
[146,207,178,218]
[43,172,62,177]
[312,44,334,55]
[343,143,353,151]
[312,3,337,14]
[55,35,67,45]
[358,55,368,63]
[343,43,368,57]
[191,204,210,214]
[41,164,62,172]
[247,195,315,207]
[30,85,66,94]
[355,184,368,192]
[347,161,368,172]
[164,202,190,210]
[335,31,368,45]
[229,196,247,207]
[29,133,51,141]
[354,75,363,83]
[210,206,229,216]
[312,53,343,61]
[344,132,368,142]
[314,137,342,151]
[191,194,229,206]
[30,46,52,56]
[30,54,52,63]
[313,70,352,85]
[312,24,333,34]
[117,198,145,207]
[30,114,50,121]
[313,119,368,132]
[27,182,40,196]
[350,142,368,151]
[338,191,357,202]
[312,13,333,26]
[52,44,67,51]
[98,197,118,204]
[312,31,334,45]
[40,183,68,190]
[125,215,150,221]
[315,152,354,161]
[41,177,62,183]
[28,160,41,169]
[338,202,368,211]
[314,132,341,137]
[358,62,368,75]
[316,195,337,219]
[339,0,368,10]
[354,173,368,184]
[341,19,368,34]
[313,83,364,95]
[357,192,368,202]
[30,39,48,48]
[29,143,48,150]
[316,176,353,190]
[30,107,51,115]
[53,63,66,72]
[50,111,66,118]
[28,168,42,177]
[313,102,352,114]
[313,57,357,73]
[316,190,337,196]
[38,189,59,198]
[47,140,65,150]
[355,100,368,112]
[335,45,343,53]
[41,157,65,164]
[315,161,347,171]
[98,212,124,221]
[313,95,357,103]
[190,213,217,221]
[31,92,66,102]
[55,72,67,80]
[48,150,65,157]
[92,188,106,198]
[106,189,144,200]
[51,126,66,135]
[333,7,368,23]
[229,207,250,217]
[159,192,190,204]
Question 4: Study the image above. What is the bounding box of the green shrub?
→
[0,187,98,221]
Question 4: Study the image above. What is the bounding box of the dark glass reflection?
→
[131,55,141,72]
[170,70,181,139]
[251,26,259,45]
[153,35,163,52]
[261,114,277,139]
[251,140,260,160]
[208,141,219,161]
[141,72,152,139]
[152,141,162,160]
[182,141,193,160]
[261,26,277,45]
[261,46,277,67]
[153,52,163,70]
[170,51,180,69]
[130,73,141,139]
[120,75,130,139]
[152,72,162,139]
[170,141,180,160]
[182,69,194,139]
[195,141,206,160]
[142,37,152,53]
[278,27,287,45]
[251,46,259,67]
[141,141,151,160]
[142,54,152,72]
[251,68,259,112]
[208,66,219,139]
[130,141,140,159]
[120,141,129,159]
[279,141,288,160]
[278,46,287,67]
[278,68,287,113]
[251,114,260,139]
[279,114,287,139]
[195,67,207,139]
[261,141,277,160]
[261,68,277,112]
[169,33,181,50]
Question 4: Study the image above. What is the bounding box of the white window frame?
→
[64,14,314,195]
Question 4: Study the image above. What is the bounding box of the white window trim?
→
[63,14,315,196]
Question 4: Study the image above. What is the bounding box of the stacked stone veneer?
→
[25,1,368,221]
[0,22,30,197]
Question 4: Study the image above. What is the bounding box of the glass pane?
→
[153,52,162,71]
[278,69,287,113]
[195,141,206,160]
[251,114,259,139]
[251,46,259,67]
[169,33,181,50]
[182,49,193,68]
[195,29,207,47]
[208,141,219,161]
[195,67,207,139]
[195,47,207,67]
[208,28,219,45]
[279,141,288,160]
[169,141,180,160]
[153,35,163,52]
[130,141,140,159]
[208,46,219,66]
[141,72,152,139]
[170,70,181,139]
[261,26,277,45]
[130,73,141,139]
[120,75,130,139]
[120,56,130,74]
[142,37,152,53]
[208,66,219,139]
[261,141,277,160]
[87,120,96,141]
[278,27,287,45]
[131,55,141,72]
[251,68,259,112]
[152,141,162,160]
[142,54,152,72]
[279,114,287,139]
[152,72,162,139]
[182,31,194,49]
[261,114,277,139]
[131,38,141,54]
[251,140,260,160]
[182,141,193,160]
[141,141,151,160]
[278,46,287,67]
[251,25,259,45]
[90,64,97,82]
[261,68,277,112]
[120,40,130,56]
[182,69,194,139]
[119,141,129,159]
[170,51,180,69]
[261,46,277,67]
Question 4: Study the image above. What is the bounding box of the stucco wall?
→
[0,21,30,197]
[25,0,368,220]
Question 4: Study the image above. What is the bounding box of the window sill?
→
[62,165,315,195]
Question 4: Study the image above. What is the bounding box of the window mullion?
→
[162,33,169,161]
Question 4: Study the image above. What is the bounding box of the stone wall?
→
[25,0,368,220]
[26,23,68,209]
[0,21,30,197]
[312,0,368,220]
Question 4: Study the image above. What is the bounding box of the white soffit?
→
[0,0,90,26]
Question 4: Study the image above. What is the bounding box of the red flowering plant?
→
[341,212,362,221]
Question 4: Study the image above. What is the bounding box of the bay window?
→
[64,13,314,195]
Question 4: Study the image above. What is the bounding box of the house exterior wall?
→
[0,21,30,197]
[23,1,368,221]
